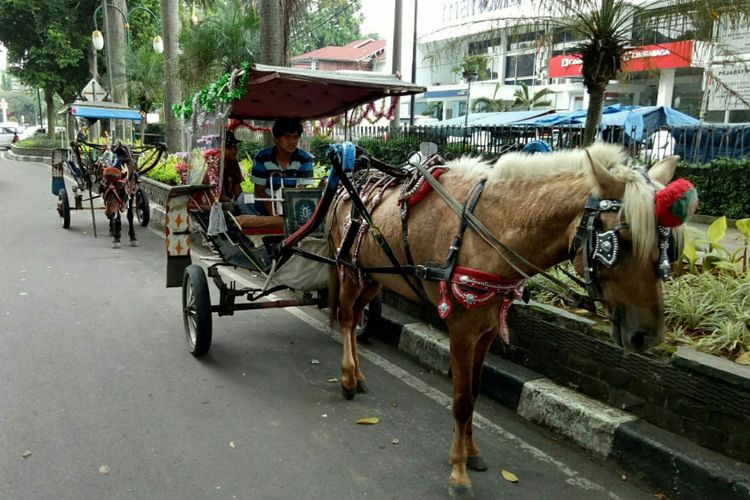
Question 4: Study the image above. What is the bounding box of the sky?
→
[360,0,394,38]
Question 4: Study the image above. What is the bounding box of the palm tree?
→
[161,0,182,152]
[471,83,513,112]
[128,44,165,143]
[537,0,750,145]
[178,0,260,96]
[512,81,554,110]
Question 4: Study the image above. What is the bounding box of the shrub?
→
[15,137,64,149]
[677,158,750,219]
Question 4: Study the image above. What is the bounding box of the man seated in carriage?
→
[237,117,315,216]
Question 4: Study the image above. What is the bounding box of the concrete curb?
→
[148,203,750,498]
[380,305,750,499]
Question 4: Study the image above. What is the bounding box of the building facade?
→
[411,0,750,123]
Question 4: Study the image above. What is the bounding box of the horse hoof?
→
[112,241,121,249]
[448,483,474,500]
[130,240,138,247]
[356,380,368,394]
[341,384,356,400]
[466,455,488,472]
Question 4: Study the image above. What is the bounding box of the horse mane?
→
[446,143,660,262]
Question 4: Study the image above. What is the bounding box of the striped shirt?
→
[250,146,314,190]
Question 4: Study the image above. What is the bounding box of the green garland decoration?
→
[173,62,252,120]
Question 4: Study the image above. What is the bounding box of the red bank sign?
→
[548,41,693,78]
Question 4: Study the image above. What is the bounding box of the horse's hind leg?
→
[126,202,137,246]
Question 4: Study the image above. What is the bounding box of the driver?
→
[238,118,314,216]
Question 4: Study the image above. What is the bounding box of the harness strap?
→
[335,165,427,300]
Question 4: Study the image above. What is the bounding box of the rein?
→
[410,156,596,310]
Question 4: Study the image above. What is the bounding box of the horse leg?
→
[113,212,122,248]
[446,319,482,500]
[337,277,362,400]
[349,283,382,394]
[126,200,137,246]
[464,329,496,472]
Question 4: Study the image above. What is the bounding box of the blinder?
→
[570,196,678,303]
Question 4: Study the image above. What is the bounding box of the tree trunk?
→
[161,0,183,152]
[44,87,56,141]
[106,0,130,140]
[583,83,606,147]
[259,0,286,66]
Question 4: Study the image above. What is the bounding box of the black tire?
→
[58,188,70,229]
[356,292,382,340]
[182,265,212,356]
[135,188,150,227]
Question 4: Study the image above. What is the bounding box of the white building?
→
[407,0,750,123]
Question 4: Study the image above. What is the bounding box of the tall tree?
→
[258,0,305,65]
[512,82,554,110]
[161,0,183,151]
[289,0,365,56]
[0,0,99,137]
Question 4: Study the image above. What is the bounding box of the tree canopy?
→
[290,0,365,56]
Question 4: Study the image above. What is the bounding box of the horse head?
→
[570,144,692,352]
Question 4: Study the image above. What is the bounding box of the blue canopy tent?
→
[64,101,142,122]
[671,123,750,162]
[513,104,699,143]
[439,110,553,127]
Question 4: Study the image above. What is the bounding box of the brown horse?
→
[326,143,686,499]
[100,143,138,248]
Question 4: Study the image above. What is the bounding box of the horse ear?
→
[587,152,625,198]
[647,156,679,185]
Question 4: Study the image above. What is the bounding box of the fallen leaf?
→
[21,450,32,459]
[321,414,328,418]
[311,359,320,365]
[392,438,400,445]
[501,469,519,483]
[229,441,235,449]
[327,378,338,383]
[357,417,380,425]
[621,474,627,481]
[653,493,668,500]
[735,352,750,366]
[99,465,111,476]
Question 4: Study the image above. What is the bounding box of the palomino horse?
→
[100,142,139,248]
[327,142,690,499]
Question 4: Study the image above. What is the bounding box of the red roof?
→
[291,39,386,63]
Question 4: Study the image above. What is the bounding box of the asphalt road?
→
[0,154,656,499]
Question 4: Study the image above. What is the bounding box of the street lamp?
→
[463,70,478,128]
[92,5,163,55]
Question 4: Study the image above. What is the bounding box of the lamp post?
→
[463,70,478,129]
[91,3,162,141]
[91,3,163,101]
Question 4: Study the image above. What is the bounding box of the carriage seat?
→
[233,214,284,235]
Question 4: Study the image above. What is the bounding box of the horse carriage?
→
[52,101,167,246]
[166,64,696,499]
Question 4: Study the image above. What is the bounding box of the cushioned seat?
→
[233,214,284,235]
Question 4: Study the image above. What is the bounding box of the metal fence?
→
[330,123,750,165]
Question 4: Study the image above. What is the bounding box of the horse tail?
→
[328,264,340,331]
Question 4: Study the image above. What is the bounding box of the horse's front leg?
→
[349,283,381,394]
[446,320,482,500]
[113,212,122,248]
[464,329,496,473]
[126,198,137,246]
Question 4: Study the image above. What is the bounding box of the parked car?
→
[0,127,19,149]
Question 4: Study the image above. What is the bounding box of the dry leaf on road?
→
[357,417,380,425]
[501,469,518,482]
[99,465,111,476]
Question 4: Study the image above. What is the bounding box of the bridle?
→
[568,195,677,303]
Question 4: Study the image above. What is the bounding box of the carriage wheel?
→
[57,188,71,229]
[356,292,382,340]
[135,188,150,227]
[182,265,213,356]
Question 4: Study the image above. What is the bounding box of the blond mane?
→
[445,143,660,261]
